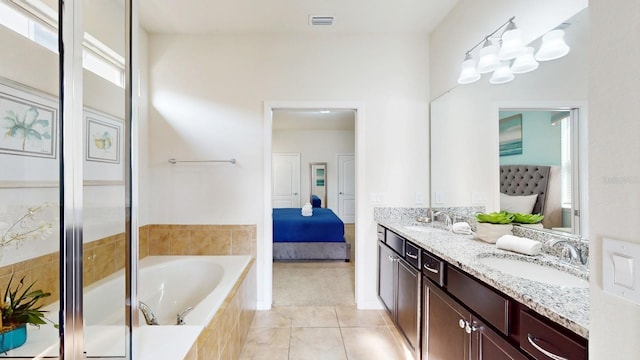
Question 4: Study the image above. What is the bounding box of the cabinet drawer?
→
[386,230,405,256]
[520,311,587,360]
[404,241,421,269]
[422,251,445,286]
[377,225,385,242]
[447,266,510,335]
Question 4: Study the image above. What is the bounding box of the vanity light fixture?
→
[456,17,570,85]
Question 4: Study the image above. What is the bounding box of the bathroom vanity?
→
[376,223,588,360]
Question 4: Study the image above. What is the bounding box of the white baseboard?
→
[356,299,384,310]
[256,301,272,311]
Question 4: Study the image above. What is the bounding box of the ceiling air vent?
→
[309,16,335,26]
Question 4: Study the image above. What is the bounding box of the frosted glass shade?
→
[489,62,514,84]
[477,40,500,73]
[457,57,481,84]
[499,28,525,60]
[511,47,539,74]
[535,29,570,61]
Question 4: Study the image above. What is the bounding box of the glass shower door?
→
[0,0,61,356]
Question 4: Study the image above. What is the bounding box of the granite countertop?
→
[378,220,590,339]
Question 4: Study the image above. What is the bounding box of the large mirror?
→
[310,162,327,208]
[430,8,588,236]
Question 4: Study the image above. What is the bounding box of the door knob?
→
[339,192,344,195]
[294,192,298,195]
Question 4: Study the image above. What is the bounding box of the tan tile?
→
[238,327,290,360]
[335,306,387,327]
[190,229,211,255]
[149,228,170,255]
[341,327,410,360]
[289,327,347,360]
[290,306,338,328]
[251,308,292,328]
[94,243,116,281]
[211,229,232,255]
[170,236,191,255]
[231,230,253,255]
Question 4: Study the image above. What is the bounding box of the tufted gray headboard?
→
[499,165,551,215]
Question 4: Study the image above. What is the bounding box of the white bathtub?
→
[13,255,251,358]
[84,255,251,326]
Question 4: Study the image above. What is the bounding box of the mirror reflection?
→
[310,162,327,208]
[498,109,576,233]
[430,8,588,237]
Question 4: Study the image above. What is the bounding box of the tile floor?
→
[240,224,413,359]
[239,305,412,360]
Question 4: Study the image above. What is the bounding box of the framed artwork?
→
[0,79,58,183]
[84,108,124,183]
[499,114,523,157]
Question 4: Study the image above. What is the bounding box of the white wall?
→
[272,129,355,212]
[588,1,640,358]
[147,33,431,307]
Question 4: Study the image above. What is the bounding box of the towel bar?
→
[168,158,236,165]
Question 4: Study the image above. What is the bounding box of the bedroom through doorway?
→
[271,108,357,306]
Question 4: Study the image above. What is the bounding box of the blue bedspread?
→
[273,208,345,243]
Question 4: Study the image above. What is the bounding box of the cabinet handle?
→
[458,319,466,329]
[424,264,439,274]
[406,252,418,259]
[465,322,478,334]
[388,255,395,262]
[527,334,568,360]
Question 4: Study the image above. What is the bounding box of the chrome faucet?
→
[176,307,194,325]
[548,239,586,266]
[431,210,452,231]
[139,301,159,325]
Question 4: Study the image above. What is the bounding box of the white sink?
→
[404,225,440,233]
[477,256,589,288]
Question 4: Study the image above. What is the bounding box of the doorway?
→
[262,101,364,309]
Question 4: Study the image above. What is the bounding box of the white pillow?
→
[500,193,538,214]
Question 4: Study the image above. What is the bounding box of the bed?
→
[272,208,351,261]
[499,164,562,228]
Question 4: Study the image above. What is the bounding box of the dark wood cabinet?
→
[378,241,396,313]
[472,316,528,360]
[422,277,470,360]
[377,224,588,360]
[423,277,525,360]
[377,240,421,357]
[397,257,421,353]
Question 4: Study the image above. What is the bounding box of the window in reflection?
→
[0,1,125,88]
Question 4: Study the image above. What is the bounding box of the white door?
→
[337,154,355,223]
[272,153,300,208]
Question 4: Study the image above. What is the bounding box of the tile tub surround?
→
[378,220,589,338]
[186,258,257,360]
[140,224,257,258]
[0,231,127,307]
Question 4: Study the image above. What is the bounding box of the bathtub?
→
[11,255,252,358]
[85,255,251,326]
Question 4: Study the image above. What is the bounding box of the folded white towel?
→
[452,222,473,235]
[495,235,542,256]
[301,204,313,217]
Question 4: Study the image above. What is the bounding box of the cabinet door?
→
[397,258,420,353]
[422,278,471,360]
[471,316,527,360]
[378,242,396,313]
